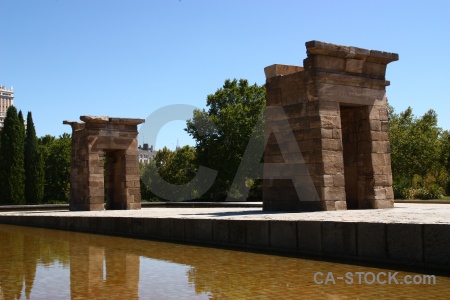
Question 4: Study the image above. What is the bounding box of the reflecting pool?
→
[0,224,449,299]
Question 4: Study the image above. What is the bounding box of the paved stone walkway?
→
[0,203,449,224]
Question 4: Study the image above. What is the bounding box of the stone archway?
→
[263,40,398,211]
[64,116,144,211]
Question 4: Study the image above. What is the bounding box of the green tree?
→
[24,112,45,204]
[169,146,198,185]
[140,149,170,202]
[18,110,25,136]
[389,106,448,198]
[185,78,265,200]
[442,130,450,194]
[140,146,199,201]
[0,106,25,204]
[390,107,441,179]
[153,147,174,173]
[39,133,71,202]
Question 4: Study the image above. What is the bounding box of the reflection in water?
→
[0,224,449,299]
[69,245,140,299]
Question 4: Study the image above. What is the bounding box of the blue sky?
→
[1,0,449,150]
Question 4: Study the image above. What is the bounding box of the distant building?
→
[0,85,14,130]
[138,143,155,164]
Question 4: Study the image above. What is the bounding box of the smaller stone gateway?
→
[64,116,144,211]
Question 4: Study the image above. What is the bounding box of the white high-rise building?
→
[0,85,14,130]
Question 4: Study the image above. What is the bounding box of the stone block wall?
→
[263,41,398,211]
[64,116,144,211]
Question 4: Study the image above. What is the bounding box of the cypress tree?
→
[0,125,2,201]
[18,110,25,134]
[0,106,25,204]
[25,112,44,204]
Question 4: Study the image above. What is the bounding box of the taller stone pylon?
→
[263,41,398,211]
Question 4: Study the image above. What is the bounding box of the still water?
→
[0,224,449,299]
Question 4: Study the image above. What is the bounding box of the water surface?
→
[0,224,448,299]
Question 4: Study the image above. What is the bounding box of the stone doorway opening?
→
[340,105,372,209]
[103,150,126,210]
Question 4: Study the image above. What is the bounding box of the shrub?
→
[416,185,444,200]
[398,185,443,200]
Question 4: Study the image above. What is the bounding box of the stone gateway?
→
[64,116,144,211]
[263,41,398,211]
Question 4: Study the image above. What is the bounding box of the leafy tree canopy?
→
[140,146,198,201]
[185,79,265,200]
[38,133,71,202]
[389,106,449,198]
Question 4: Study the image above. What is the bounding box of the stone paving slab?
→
[1,203,449,224]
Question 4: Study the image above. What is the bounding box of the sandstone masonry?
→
[263,41,398,211]
[64,116,144,211]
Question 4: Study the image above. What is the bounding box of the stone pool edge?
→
[0,214,449,272]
